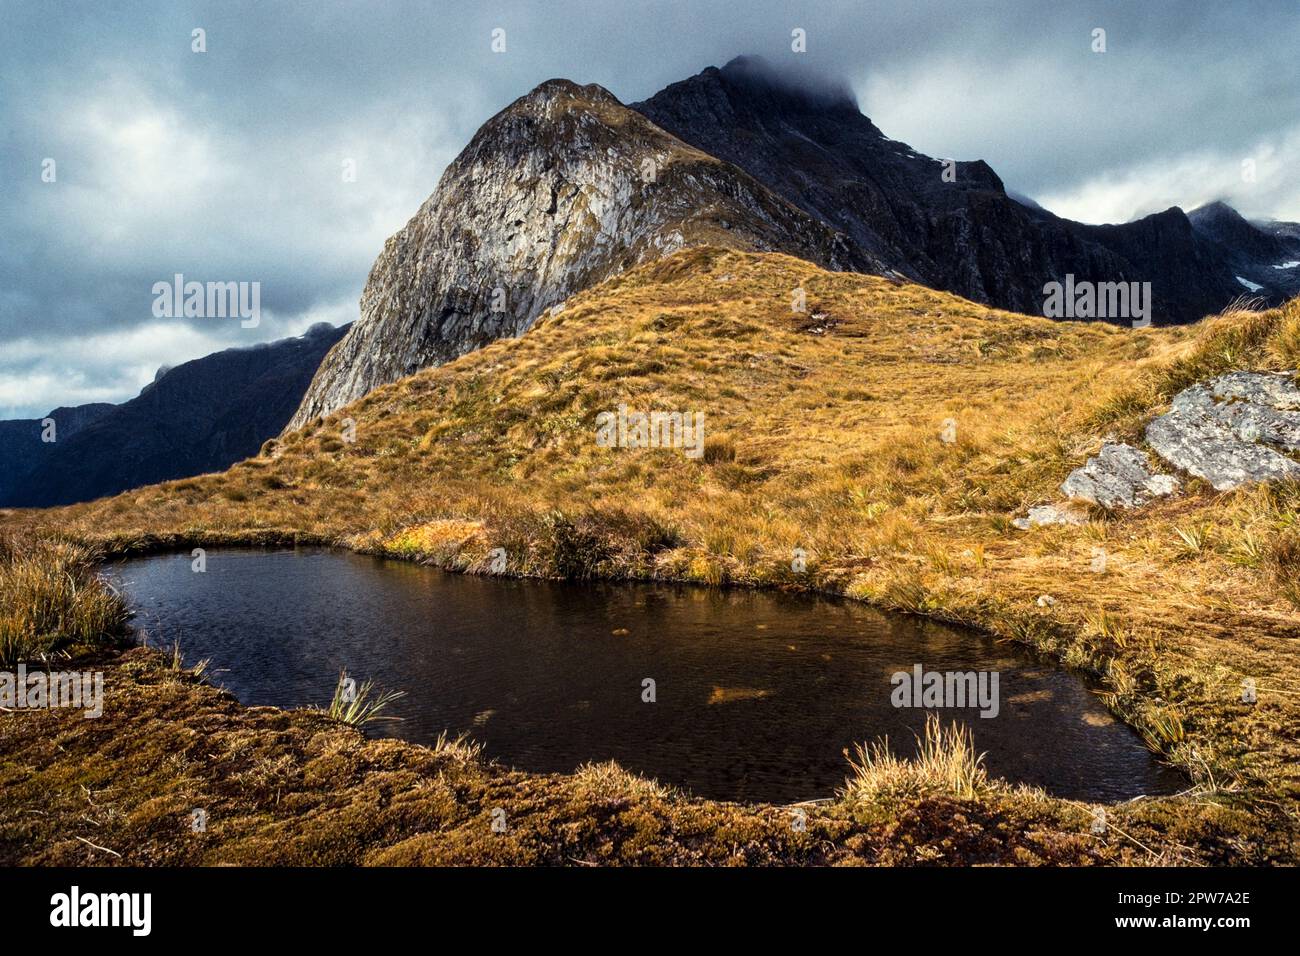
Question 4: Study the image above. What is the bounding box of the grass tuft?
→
[0,536,130,665]
[322,670,406,728]
[841,714,993,801]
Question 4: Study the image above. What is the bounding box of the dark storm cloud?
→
[2,0,1297,416]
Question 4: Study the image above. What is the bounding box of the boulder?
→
[1145,371,1300,490]
[1060,442,1180,509]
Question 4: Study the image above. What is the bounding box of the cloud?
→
[1036,130,1300,225]
[858,12,1300,223]
[2,0,1299,416]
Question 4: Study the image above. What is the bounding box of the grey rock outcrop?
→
[1145,371,1300,490]
[1060,442,1180,509]
[1014,442,1177,529]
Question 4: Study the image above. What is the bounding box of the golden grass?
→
[0,536,129,665]
[5,246,1300,861]
[570,760,673,801]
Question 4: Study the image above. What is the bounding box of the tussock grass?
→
[0,536,129,665]
[841,714,993,801]
[1173,523,1210,558]
[166,640,210,683]
[431,730,485,763]
[571,760,672,801]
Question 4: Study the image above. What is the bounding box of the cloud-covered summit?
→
[2,0,1297,417]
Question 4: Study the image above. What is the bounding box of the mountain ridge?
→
[289,56,1300,428]
[1,323,349,508]
[632,55,1254,322]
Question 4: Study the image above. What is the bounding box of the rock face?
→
[288,79,884,429]
[2,323,349,508]
[634,56,1247,324]
[1061,442,1180,508]
[1146,372,1300,490]
[1013,442,1177,529]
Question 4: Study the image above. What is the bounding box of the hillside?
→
[7,248,1300,863]
[1,323,349,507]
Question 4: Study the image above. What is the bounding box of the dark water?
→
[110,548,1183,804]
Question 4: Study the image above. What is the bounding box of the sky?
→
[2,0,1298,418]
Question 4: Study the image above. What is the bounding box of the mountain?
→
[1188,201,1300,301]
[288,79,887,428]
[632,56,1248,323]
[1,323,349,508]
[290,56,1296,427]
[0,402,113,503]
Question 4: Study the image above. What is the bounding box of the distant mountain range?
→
[0,323,348,508]
[291,55,1300,427]
[0,402,115,505]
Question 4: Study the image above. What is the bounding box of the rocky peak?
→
[288,75,882,428]
[517,78,621,109]
[634,58,1245,322]
[1187,201,1300,301]
[1189,200,1291,261]
[704,54,863,116]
